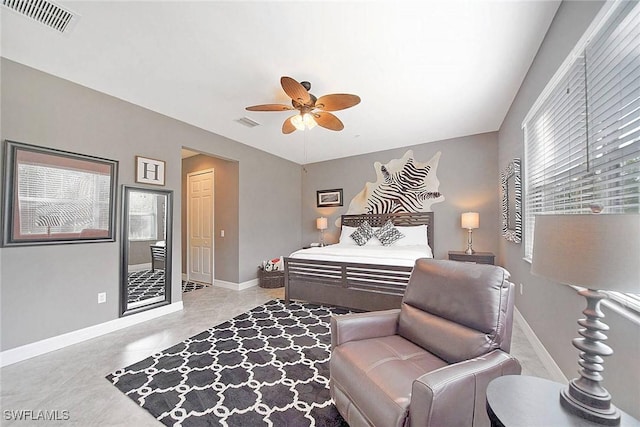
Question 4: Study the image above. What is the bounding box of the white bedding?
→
[289,244,432,267]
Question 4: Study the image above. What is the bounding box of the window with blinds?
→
[128,192,158,241]
[523,0,640,311]
[17,163,111,235]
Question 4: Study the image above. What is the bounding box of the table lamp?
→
[316,217,328,247]
[531,213,640,425]
[461,212,479,254]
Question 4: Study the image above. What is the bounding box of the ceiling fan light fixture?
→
[291,113,317,131]
[291,114,305,131]
[303,113,317,129]
[246,76,359,134]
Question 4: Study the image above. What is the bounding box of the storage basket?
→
[258,269,285,288]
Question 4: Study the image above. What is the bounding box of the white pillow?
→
[365,227,383,246]
[393,225,429,246]
[338,225,358,245]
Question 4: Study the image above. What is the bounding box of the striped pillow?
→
[350,221,374,246]
[374,220,405,246]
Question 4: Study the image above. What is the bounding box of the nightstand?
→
[448,250,495,265]
[486,376,640,427]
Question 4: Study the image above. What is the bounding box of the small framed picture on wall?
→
[136,156,165,186]
[317,188,343,207]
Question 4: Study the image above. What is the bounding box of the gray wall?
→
[181,154,240,283]
[498,1,639,418]
[302,132,499,260]
[0,59,302,350]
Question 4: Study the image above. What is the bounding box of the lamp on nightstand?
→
[461,212,479,254]
[531,213,640,425]
[316,217,328,247]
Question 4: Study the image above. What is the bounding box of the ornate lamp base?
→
[465,229,475,254]
[561,289,621,425]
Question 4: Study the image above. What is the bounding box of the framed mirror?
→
[501,158,522,243]
[121,185,173,316]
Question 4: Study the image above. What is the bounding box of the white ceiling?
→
[1,0,560,164]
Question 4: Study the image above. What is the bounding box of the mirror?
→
[121,185,173,315]
[501,158,522,243]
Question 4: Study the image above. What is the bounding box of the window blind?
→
[523,1,640,310]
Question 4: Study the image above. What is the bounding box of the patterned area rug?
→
[128,270,165,303]
[181,280,209,294]
[106,300,349,427]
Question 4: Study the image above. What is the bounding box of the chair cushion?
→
[330,335,447,427]
[399,259,512,363]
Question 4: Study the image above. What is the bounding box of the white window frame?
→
[522,0,640,314]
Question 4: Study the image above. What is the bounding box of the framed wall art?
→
[500,158,522,243]
[135,156,165,186]
[2,140,118,246]
[317,188,343,207]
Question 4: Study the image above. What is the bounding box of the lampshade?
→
[316,217,328,231]
[531,214,640,293]
[461,212,479,229]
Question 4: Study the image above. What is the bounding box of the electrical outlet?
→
[519,283,524,295]
[220,230,225,237]
[98,292,106,304]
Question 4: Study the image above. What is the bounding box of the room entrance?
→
[187,169,214,284]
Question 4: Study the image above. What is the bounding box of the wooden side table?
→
[448,250,495,265]
[486,376,640,427]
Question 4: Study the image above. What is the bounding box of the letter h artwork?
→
[135,156,166,186]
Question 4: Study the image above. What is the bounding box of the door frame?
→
[186,168,215,284]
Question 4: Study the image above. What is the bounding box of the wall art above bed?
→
[345,150,445,216]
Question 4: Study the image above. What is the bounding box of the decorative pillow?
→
[374,220,405,246]
[350,221,374,246]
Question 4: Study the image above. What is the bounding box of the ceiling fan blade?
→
[315,94,361,111]
[314,112,344,131]
[245,104,294,112]
[281,76,311,104]
[282,116,297,134]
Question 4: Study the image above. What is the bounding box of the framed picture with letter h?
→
[136,156,165,186]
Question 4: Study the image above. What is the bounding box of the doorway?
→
[187,169,214,284]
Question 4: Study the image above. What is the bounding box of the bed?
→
[284,212,434,311]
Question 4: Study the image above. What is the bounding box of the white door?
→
[188,169,214,284]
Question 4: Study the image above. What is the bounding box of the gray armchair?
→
[330,259,521,427]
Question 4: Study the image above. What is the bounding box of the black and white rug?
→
[128,270,165,304]
[181,280,209,294]
[106,299,349,427]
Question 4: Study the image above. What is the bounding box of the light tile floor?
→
[0,286,553,426]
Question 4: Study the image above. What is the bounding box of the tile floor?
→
[0,285,553,426]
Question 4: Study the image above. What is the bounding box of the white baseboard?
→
[514,307,568,384]
[214,279,258,291]
[0,301,183,367]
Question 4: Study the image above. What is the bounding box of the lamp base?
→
[560,288,621,426]
[465,229,475,254]
[560,383,621,425]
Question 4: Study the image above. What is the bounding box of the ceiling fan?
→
[246,76,361,134]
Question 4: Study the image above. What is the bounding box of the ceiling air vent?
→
[1,0,80,34]
[236,116,261,128]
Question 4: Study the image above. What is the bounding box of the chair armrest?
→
[330,309,400,349]
[409,350,521,427]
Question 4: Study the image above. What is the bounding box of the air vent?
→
[2,0,79,33]
[236,116,261,128]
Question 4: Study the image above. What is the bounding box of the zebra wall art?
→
[344,150,445,217]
